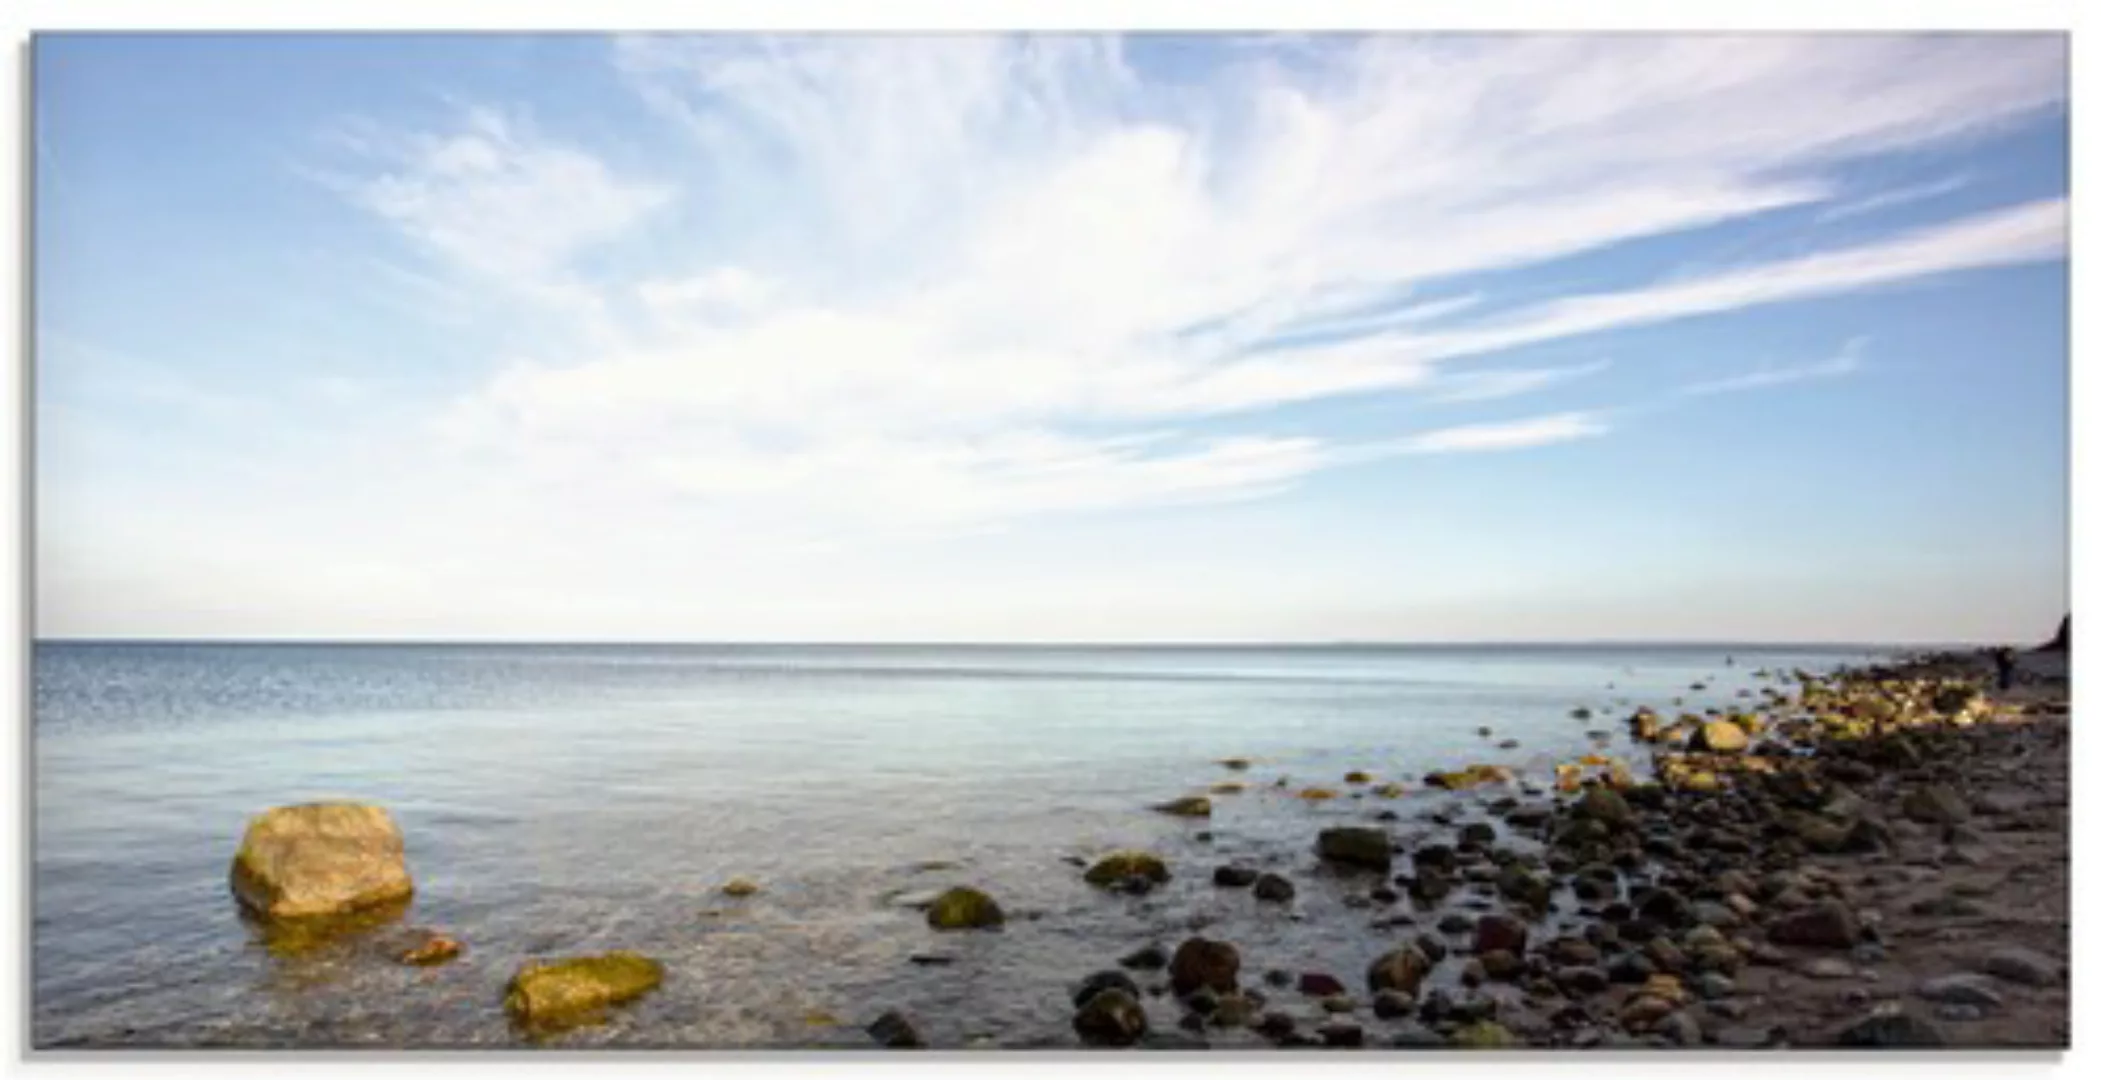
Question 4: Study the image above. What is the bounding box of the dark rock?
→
[1320,1020,1365,1047]
[1831,1006,1946,1047]
[1983,947,2060,987]
[1915,973,2002,1009]
[1153,795,1212,818]
[1474,914,1528,954]
[1768,902,1860,949]
[1253,873,1296,903]
[1212,865,1258,888]
[867,1009,925,1049]
[1373,989,1414,1018]
[1073,989,1148,1046]
[1458,822,1497,847]
[1169,937,1240,996]
[1074,970,1142,1008]
[1317,827,1394,872]
[1120,943,1169,970]
[1367,945,1435,995]
[1901,785,1969,825]
[1299,972,1347,997]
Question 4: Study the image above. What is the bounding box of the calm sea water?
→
[32,641,1888,1048]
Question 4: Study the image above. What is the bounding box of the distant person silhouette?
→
[1992,647,2017,691]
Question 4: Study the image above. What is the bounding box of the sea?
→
[30,641,1892,1048]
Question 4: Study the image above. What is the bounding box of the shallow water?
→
[31,641,1886,1048]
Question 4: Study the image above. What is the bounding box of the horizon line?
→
[28,635,2000,650]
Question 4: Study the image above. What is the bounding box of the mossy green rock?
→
[1152,795,1212,817]
[504,952,665,1032]
[925,886,1005,930]
[1451,1020,1518,1048]
[1083,851,1170,888]
[230,802,414,921]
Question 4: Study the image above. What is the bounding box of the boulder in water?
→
[504,952,664,1032]
[925,886,1004,930]
[229,803,414,921]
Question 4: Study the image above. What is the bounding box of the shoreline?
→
[31,643,2068,1050]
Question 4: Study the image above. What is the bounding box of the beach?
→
[30,641,2067,1049]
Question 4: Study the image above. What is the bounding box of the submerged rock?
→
[1073,988,1148,1046]
[1213,865,1258,888]
[1073,970,1142,1008]
[721,877,761,897]
[925,886,1005,930]
[867,1009,925,1048]
[1316,826,1393,872]
[504,952,665,1032]
[1366,945,1435,995]
[1153,796,1213,818]
[399,933,462,967]
[1253,873,1296,903]
[1169,937,1241,996]
[1084,851,1170,888]
[229,803,414,921]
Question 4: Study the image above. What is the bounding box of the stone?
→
[1319,1020,1365,1047]
[867,1009,925,1048]
[1449,1020,1517,1049]
[1832,1005,1946,1047]
[1084,851,1170,888]
[1073,989,1148,1046]
[1983,947,2060,987]
[1573,786,1634,829]
[1074,970,1142,1008]
[720,877,760,897]
[1299,972,1347,998]
[1802,957,1855,980]
[1915,973,2003,1009]
[1475,914,1528,955]
[228,803,414,921]
[1367,945,1435,995]
[1496,865,1551,909]
[1212,865,1258,888]
[1459,821,1498,847]
[1219,757,1252,771]
[1154,796,1212,818]
[1768,902,1860,949]
[1253,873,1296,903]
[1169,937,1240,997]
[504,952,665,1032]
[1316,827,1394,872]
[1901,785,1969,825]
[1120,943,1169,970]
[1345,770,1373,784]
[1694,720,1749,754]
[925,886,1004,930]
[1373,990,1414,1018]
[399,933,462,966]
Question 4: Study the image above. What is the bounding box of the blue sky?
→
[34,33,2068,643]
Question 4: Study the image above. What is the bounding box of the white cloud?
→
[1815,173,1975,222]
[342,35,2063,532]
[1425,360,1612,404]
[1386,412,1612,455]
[1680,340,1866,397]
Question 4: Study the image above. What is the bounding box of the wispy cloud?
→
[1387,412,1612,455]
[1425,360,1612,404]
[1679,339,1866,397]
[324,35,2064,531]
[1815,173,1974,222]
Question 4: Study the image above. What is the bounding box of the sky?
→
[32,33,2069,644]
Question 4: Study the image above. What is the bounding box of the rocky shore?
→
[1050,643,2069,1050]
[193,642,2069,1050]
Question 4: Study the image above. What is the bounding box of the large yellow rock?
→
[505,952,665,1032]
[229,803,413,920]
